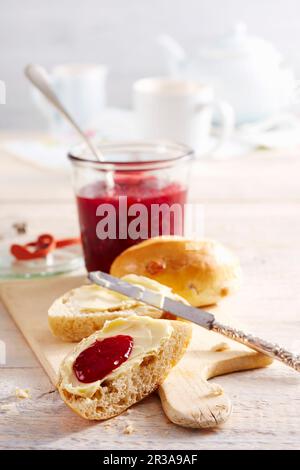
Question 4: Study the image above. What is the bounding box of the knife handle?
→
[212,321,300,373]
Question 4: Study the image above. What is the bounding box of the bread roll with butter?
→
[58,316,192,420]
[110,237,241,307]
[48,274,187,342]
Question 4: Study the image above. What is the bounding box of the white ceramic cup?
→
[133,78,234,155]
[32,63,108,136]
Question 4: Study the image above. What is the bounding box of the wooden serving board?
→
[0,276,272,428]
[0,276,86,384]
[159,324,272,428]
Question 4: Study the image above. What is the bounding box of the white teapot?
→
[158,23,296,124]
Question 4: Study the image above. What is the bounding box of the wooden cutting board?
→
[0,275,272,428]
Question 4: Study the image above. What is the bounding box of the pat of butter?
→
[123,274,173,295]
[60,315,173,398]
[51,274,187,319]
[122,274,189,305]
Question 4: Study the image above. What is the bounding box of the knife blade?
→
[88,270,214,330]
[88,270,300,373]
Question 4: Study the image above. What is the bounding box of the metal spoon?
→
[24,64,104,162]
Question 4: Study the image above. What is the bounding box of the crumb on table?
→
[123,423,135,435]
[207,384,224,397]
[15,387,31,399]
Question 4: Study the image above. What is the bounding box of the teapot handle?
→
[195,100,235,157]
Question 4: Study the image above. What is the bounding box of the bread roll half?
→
[58,316,192,420]
[48,275,187,342]
[110,236,241,307]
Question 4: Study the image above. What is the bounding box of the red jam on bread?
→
[73,335,134,383]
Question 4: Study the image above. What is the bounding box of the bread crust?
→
[110,237,241,307]
[49,307,161,342]
[58,320,192,420]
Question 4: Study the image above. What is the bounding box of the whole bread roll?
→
[110,237,241,307]
[58,316,192,420]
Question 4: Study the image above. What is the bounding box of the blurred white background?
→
[0,0,300,130]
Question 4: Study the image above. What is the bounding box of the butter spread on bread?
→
[60,316,172,398]
[48,274,187,342]
[58,316,192,420]
[59,284,139,313]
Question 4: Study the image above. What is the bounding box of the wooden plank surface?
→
[0,133,300,449]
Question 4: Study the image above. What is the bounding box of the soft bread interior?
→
[58,317,192,420]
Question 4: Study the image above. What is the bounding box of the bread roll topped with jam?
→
[58,316,192,420]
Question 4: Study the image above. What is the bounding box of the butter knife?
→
[88,271,300,373]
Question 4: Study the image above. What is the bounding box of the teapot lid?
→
[199,22,281,63]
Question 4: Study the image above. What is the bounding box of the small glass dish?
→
[0,216,83,280]
[0,242,83,280]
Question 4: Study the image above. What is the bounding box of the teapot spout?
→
[157,34,186,75]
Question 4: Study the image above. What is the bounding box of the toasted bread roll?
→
[58,316,192,420]
[110,237,241,307]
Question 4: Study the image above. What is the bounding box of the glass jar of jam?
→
[68,141,194,273]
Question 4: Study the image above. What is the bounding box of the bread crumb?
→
[206,384,224,398]
[123,423,135,434]
[15,387,31,399]
[211,384,224,397]
[211,342,230,352]
[0,403,19,415]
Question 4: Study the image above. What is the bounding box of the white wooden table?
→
[0,133,300,450]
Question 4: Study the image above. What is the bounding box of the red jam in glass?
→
[77,173,187,272]
[73,335,134,383]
